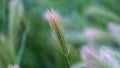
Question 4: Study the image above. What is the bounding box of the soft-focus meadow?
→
[1,0,120,68]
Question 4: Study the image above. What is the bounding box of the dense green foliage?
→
[0,0,120,68]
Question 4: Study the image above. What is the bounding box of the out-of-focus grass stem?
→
[2,0,6,31]
[9,0,24,64]
[16,25,29,64]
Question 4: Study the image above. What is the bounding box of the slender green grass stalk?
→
[85,6,120,23]
[9,0,19,62]
[2,0,7,31]
[9,0,24,65]
[44,9,71,67]
[16,25,29,64]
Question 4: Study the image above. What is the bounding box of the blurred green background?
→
[0,0,120,68]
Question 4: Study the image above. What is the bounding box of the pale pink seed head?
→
[84,28,100,38]
[44,9,61,24]
[80,45,92,61]
[108,23,118,33]
[99,46,119,66]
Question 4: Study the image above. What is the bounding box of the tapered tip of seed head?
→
[9,0,23,15]
[9,0,19,9]
[44,9,61,23]
[9,0,17,9]
[8,64,19,68]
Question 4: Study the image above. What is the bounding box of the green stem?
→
[66,56,71,68]
[16,26,29,64]
[2,0,6,32]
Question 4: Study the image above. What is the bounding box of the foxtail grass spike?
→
[44,9,71,67]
